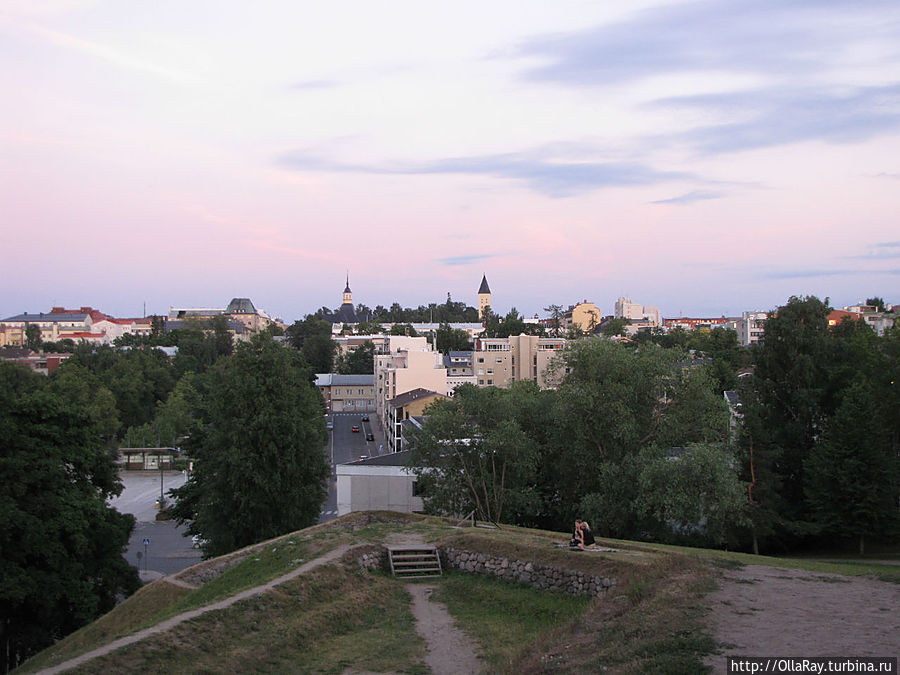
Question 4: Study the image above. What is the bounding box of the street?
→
[319,411,385,522]
[109,471,202,581]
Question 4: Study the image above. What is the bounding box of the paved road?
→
[110,471,202,580]
[319,411,385,522]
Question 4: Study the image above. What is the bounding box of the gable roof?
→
[389,388,445,409]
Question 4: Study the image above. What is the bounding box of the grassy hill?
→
[18,512,900,674]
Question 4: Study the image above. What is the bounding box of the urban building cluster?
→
[0,298,280,372]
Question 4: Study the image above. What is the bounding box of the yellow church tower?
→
[478,274,492,319]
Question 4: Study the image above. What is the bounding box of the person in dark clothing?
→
[580,521,595,547]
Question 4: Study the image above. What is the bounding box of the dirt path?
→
[407,584,483,675]
[705,565,900,668]
[36,545,351,675]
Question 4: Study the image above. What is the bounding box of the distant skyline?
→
[1,1,898,322]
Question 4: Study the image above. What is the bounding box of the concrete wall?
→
[336,464,423,516]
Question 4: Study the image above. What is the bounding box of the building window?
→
[479,379,484,385]
[477,357,484,363]
[478,369,484,375]
[487,368,493,374]
[487,379,493,385]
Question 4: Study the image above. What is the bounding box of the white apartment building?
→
[736,311,768,346]
[614,297,661,325]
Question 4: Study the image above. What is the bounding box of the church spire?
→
[343,272,352,305]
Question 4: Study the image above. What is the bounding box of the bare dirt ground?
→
[704,565,900,669]
[407,583,484,675]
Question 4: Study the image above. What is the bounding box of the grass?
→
[16,582,191,674]
[431,570,592,672]
[598,536,900,583]
[66,564,426,674]
[527,554,719,674]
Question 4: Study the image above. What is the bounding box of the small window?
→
[487,379,493,385]
[487,368,493,374]
[477,357,484,363]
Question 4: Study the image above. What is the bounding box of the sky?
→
[1,0,899,323]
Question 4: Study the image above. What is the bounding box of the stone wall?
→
[440,546,616,597]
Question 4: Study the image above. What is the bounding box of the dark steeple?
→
[478,274,491,294]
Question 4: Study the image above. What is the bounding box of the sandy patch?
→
[705,565,899,668]
[407,583,483,675]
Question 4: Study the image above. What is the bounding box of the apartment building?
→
[315,374,376,412]
[472,334,567,389]
[614,297,661,325]
[374,336,448,429]
[736,311,768,346]
[385,388,447,453]
[564,301,601,333]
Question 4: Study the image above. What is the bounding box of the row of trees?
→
[3,326,332,669]
[410,297,899,554]
[1,363,140,671]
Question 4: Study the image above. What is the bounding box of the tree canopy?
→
[0,362,139,671]
[170,334,330,557]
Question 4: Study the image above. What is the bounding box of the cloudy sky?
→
[1,0,898,322]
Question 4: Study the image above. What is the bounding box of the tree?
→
[0,363,139,671]
[866,297,886,312]
[170,335,330,557]
[409,384,540,524]
[286,317,335,373]
[24,324,41,352]
[601,318,628,338]
[337,341,376,375]
[434,322,471,353]
[805,379,899,554]
[389,323,417,337]
[542,304,562,336]
[636,444,747,547]
[47,361,120,445]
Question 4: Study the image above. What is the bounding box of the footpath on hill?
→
[704,564,900,668]
[35,545,351,675]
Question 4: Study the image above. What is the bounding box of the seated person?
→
[571,519,584,548]
[580,521,596,547]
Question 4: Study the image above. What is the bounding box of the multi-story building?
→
[374,336,448,430]
[385,388,447,453]
[315,374,376,412]
[472,334,566,388]
[736,311,768,346]
[0,306,106,345]
[614,297,661,326]
[662,317,731,331]
[564,302,601,333]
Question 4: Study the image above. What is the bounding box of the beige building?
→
[386,388,447,453]
[374,336,448,430]
[564,301,601,333]
[472,334,567,389]
[315,374,376,412]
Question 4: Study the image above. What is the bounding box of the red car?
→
[351,425,360,433]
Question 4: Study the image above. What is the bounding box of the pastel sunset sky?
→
[2,0,898,322]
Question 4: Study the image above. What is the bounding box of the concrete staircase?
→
[387,545,442,579]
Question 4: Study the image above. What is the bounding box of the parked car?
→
[361,415,369,421]
[351,425,360,433]
[326,421,333,430]
[366,432,374,441]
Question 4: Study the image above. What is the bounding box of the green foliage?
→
[24,324,42,351]
[387,323,415,336]
[47,361,120,444]
[601,317,628,337]
[170,334,330,557]
[636,444,747,547]
[409,383,541,523]
[434,322,471,353]
[481,307,545,338]
[285,316,335,373]
[805,379,899,553]
[336,341,376,375]
[0,363,139,671]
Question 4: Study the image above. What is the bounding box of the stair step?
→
[387,545,442,578]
